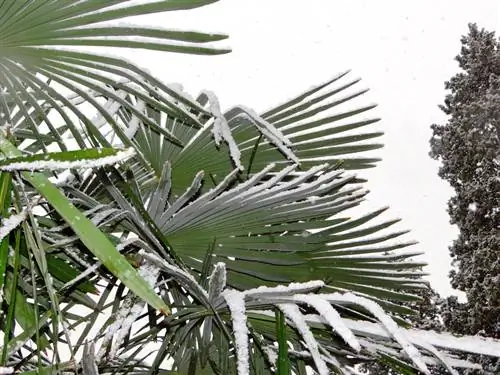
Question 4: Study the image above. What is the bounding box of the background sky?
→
[121,1,499,297]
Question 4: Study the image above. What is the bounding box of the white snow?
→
[109,302,145,359]
[97,296,145,360]
[231,105,299,164]
[139,250,209,299]
[278,303,332,375]
[137,260,160,288]
[0,210,28,242]
[124,99,145,138]
[90,89,128,129]
[201,90,243,170]
[293,294,361,352]
[0,148,136,172]
[244,280,324,297]
[468,202,477,212]
[0,367,14,375]
[262,346,278,368]
[222,289,250,375]
[208,262,227,301]
[324,292,430,374]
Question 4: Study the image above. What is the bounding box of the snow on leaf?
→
[97,296,143,360]
[406,328,500,358]
[293,294,361,352]
[91,89,128,129]
[109,301,144,359]
[137,259,160,288]
[0,210,28,242]
[124,99,145,139]
[157,170,204,227]
[222,289,250,375]
[208,262,226,302]
[139,250,209,300]
[323,292,430,374]
[409,338,458,375]
[200,90,243,170]
[263,346,278,368]
[0,148,135,172]
[228,106,299,164]
[244,280,324,298]
[278,303,333,375]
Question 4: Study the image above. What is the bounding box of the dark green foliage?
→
[429,23,500,373]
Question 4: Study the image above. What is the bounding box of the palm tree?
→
[0,1,499,374]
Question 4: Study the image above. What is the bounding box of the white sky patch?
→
[0,210,28,242]
[222,289,250,375]
[0,148,136,172]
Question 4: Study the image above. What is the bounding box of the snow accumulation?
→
[222,290,250,375]
[208,262,227,302]
[124,99,145,138]
[301,313,500,367]
[139,250,209,299]
[324,292,429,373]
[230,105,299,164]
[91,90,128,129]
[0,367,14,375]
[97,296,145,360]
[293,294,361,352]
[201,90,243,170]
[244,280,325,297]
[0,148,135,171]
[137,260,160,288]
[278,303,332,375]
[0,210,28,242]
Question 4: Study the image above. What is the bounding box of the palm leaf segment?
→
[71,72,423,310]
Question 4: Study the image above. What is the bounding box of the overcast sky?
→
[122,1,499,297]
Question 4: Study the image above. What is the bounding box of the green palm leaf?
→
[0,0,229,153]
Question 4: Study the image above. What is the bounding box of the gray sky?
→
[123,1,499,297]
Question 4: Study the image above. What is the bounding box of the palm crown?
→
[0,1,499,375]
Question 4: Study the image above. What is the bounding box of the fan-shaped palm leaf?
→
[0,0,229,153]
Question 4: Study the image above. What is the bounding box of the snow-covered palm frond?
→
[211,272,500,375]
[0,0,229,155]
[2,3,499,374]
[71,262,500,375]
